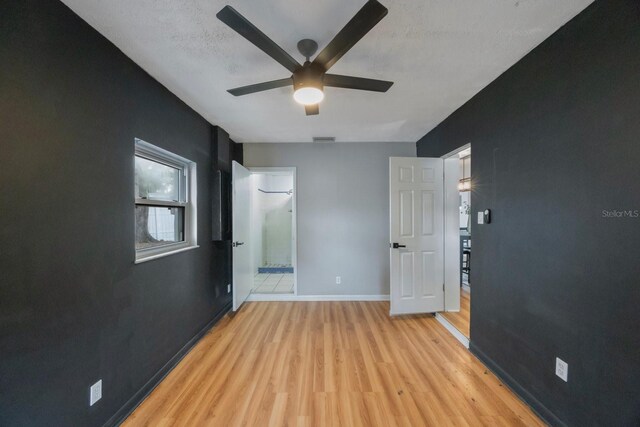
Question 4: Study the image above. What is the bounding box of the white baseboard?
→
[435,313,470,348]
[246,294,390,302]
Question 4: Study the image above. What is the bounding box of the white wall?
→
[249,174,265,275]
[259,174,293,266]
[244,142,416,296]
[250,173,294,272]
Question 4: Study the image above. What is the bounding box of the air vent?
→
[312,136,336,143]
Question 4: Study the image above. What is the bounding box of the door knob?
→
[233,241,245,247]
[392,243,406,249]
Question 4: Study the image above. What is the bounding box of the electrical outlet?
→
[336,276,341,285]
[227,284,231,293]
[89,380,102,406]
[555,357,568,382]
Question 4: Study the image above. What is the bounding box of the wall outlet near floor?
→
[89,380,102,406]
[227,284,231,293]
[555,357,568,382]
[336,276,341,285]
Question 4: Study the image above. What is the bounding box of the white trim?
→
[247,167,296,174]
[134,245,199,264]
[135,139,194,166]
[248,167,298,297]
[439,144,472,343]
[435,313,470,348]
[135,198,184,208]
[441,142,471,160]
[443,156,461,311]
[246,294,390,302]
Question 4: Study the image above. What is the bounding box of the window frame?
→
[134,138,198,263]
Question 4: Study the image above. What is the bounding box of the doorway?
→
[440,145,472,340]
[248,168,297,295]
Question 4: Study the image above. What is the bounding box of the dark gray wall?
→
[0,1,234,425]
[417,1,640,425]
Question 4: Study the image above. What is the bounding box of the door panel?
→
[400,190,414,237]
[400,252,415,298]
[422,167,435,182]
[421,191,435,235]
[390,157,444,315]
[399,166,414,182]
[422,251,437,296]
[232,161,252,311]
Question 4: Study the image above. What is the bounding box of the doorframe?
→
[438,143,471,345]
[247,167,298,297]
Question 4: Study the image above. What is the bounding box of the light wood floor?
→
[124,302,541,426]
[441,288,471,338]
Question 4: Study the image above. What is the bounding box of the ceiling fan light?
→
[293,87,324,105]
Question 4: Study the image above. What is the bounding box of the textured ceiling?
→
[61,0,593,143]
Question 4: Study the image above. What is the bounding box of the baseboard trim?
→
[470,343,565,427]
[104,302,231,427]
[246,294,390,302]
[435,313,469,348]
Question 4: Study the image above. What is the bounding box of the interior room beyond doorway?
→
[249,168,296,295]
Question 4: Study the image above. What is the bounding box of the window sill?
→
[134,245,200,264]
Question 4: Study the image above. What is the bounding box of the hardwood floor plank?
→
[442,288,471,337]
[123,302,543,426]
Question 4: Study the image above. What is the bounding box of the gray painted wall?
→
[244,143,415,296]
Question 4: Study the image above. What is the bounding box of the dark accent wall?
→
[417,1,640,425]
[211,127,240,241]
[0,1,237,425]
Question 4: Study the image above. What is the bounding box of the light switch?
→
[477,211,484,225]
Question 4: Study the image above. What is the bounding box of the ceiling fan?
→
[217,0,393,116]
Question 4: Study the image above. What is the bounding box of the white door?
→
[232,161,252,311]
[389,157,445,315]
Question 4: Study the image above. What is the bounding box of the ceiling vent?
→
[312,136,336,143]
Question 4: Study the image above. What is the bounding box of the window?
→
[135,139,197,262]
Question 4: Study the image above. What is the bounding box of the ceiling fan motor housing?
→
[297,39,319,60]
[292,62,325,92]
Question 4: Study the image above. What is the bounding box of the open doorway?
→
[441,146,471,339]
[248,168,297,295]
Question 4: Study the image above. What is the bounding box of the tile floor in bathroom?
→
[252,272,294,294]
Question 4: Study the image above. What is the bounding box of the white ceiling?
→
[61,0,592,143]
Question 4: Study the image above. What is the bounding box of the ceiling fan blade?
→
[312,0,388,71]
[305,104,319,115]
[324,74,393,92]
[217,6,301,73]
[227,78,292,96]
